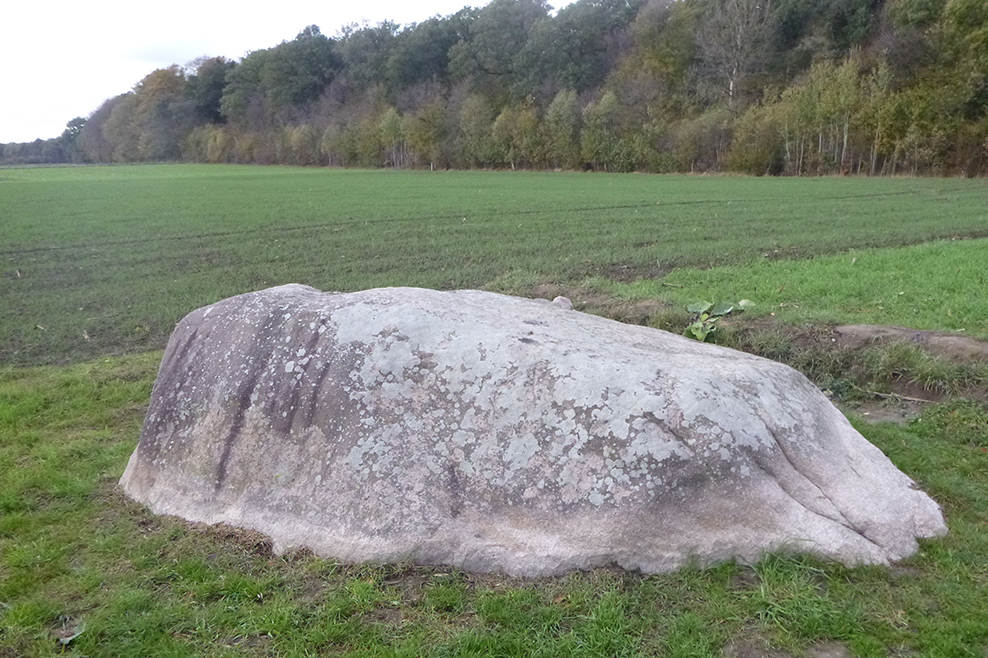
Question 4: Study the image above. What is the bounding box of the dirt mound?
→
[709,319,988,424]
[833,325,988,364]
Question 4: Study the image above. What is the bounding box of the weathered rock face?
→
[121,285,947,576]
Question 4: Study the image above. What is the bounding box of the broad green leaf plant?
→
[684,299,753,342]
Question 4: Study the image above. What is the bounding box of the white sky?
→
[1,0,576,144]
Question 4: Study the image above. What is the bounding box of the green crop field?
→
[2,165,988,657]
[2,164,988,365]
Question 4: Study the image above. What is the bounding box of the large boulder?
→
[121,285,947,576]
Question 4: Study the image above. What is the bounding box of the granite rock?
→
[121,285,947,576]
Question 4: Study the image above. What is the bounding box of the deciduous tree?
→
[185,56,236,123]
[697,0,776,112]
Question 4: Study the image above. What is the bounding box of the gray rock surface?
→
[121,285,947,576]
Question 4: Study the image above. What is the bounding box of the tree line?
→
[4,0,987,176]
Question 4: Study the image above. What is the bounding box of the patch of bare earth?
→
[849,399,927,425]
[723,634,853,658]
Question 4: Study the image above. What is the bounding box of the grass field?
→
[2,354,986,658]
[2,165,988,365]
[603,238,988,337]
[2,164,988,657]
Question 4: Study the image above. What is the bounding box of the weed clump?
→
[862,342,988,395]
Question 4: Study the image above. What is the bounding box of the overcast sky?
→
[1,0,576,144]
